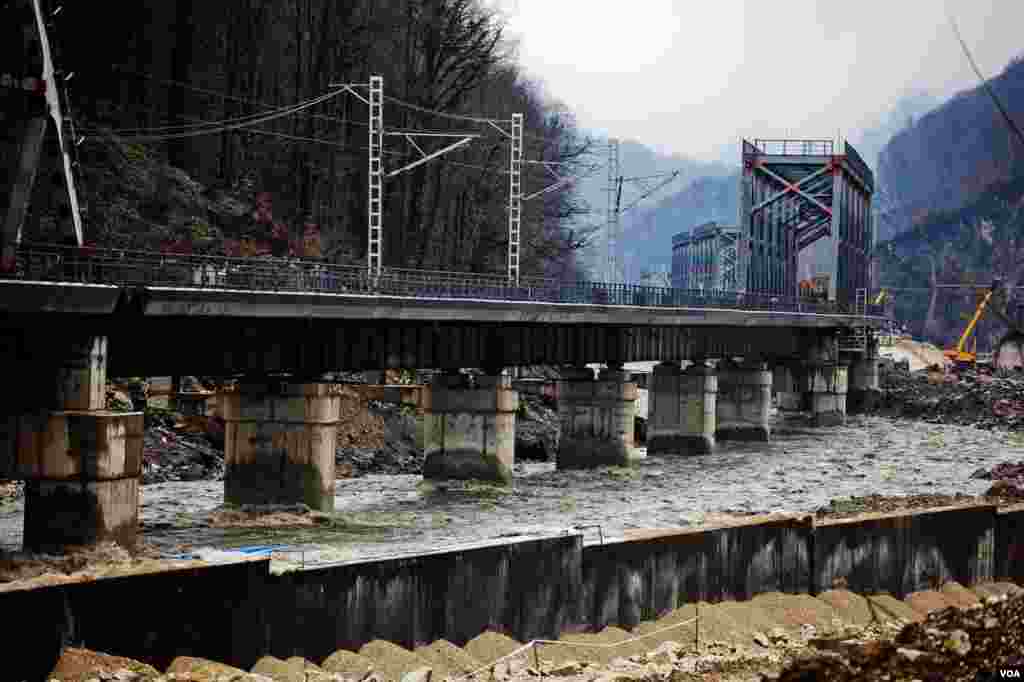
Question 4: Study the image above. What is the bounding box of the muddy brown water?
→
[2,414,1022,568]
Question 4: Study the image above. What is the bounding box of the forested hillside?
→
[875,55,1024,349]
[878,56,1024,234]
[21,0,593,278]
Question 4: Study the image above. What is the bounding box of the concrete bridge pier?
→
[557,365,639,468]
[647,361,717,454]
[8,335,143,552]
[772,364,804,412]
[804,365,849,427]
[715,360,771,441]
[846,350,881,414]
[421,371,518,484]
[221,381,341,511]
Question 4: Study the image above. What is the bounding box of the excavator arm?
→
[955,287,996,354]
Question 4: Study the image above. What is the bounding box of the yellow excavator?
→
[944,279,1001,367]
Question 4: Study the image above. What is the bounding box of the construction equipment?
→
[798,274,830,302]
[944,279,1001,367]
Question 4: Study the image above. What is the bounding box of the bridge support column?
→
[557,365,640,468]
[803,365,849,427]
[10,336,144,552]
[648,362,717,454]
[772,364,804,411]
[221,381,341,511]
[421,372,518,484]
[846,351,881,414]
[716,361,771,441]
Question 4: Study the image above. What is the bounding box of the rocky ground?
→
[39,581,1024,682]
[872,360,1024,431]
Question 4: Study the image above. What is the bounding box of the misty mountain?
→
[618,173,740,280]
[572,138,732,277]
[877,54,1024,240]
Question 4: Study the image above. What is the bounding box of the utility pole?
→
[507,113,523,284]
[367,75,384,278]
[605,138,620,282]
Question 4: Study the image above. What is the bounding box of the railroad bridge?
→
[0,245,886,552]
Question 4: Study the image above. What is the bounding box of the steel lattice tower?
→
[605,139,621,282]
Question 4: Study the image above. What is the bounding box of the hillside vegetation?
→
[22,0,592,278]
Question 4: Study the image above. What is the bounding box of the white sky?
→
[493,0,1024,163]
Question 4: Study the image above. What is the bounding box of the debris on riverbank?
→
[873,362,1024,431]
[0,541,195,591]
[970,460,1024,498]
[774,590,1024,681]
[813,492,1013,519]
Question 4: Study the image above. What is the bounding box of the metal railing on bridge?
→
[4,243,885,317]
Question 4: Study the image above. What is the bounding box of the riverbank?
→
[40,581,1024,682]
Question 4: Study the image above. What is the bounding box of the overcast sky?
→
[493,0,1024,163]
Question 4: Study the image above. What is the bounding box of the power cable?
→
[104,64,371,129]
[82,89,345,141]
[947,12,1024,150]
[81,90,343,138]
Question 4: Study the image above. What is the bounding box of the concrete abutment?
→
[221,381,341,511]
[421,372,518,484]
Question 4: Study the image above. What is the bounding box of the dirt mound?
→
[462,631,524,667]
[252,655,306,681]
[864,594,922,623]
[539,626,639,666]
[166,655,249,681]
[905,589,955,615]
[358,640,432,682]
[972,581,1024,600]
[815,589,877,627]
[941,581,982,608]
[750,592,839,634]
[413,639,482,679]
[321,649,375,677]
[48,648,161,681]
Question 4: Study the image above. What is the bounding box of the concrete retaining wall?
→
[1,559,268,682]
[4,504,1019,675]
[997,504,1024,583]
[257,535,582,664]
[813,505,997,596]
[577,515,812,631]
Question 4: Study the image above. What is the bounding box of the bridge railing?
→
[6,244,885,317]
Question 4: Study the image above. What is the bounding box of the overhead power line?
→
[83,89,345,141]
[947,12,1024,150]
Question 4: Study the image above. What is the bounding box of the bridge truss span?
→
[740,139,874,305]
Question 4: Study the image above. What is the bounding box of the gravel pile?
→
[773,591,1024,682]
